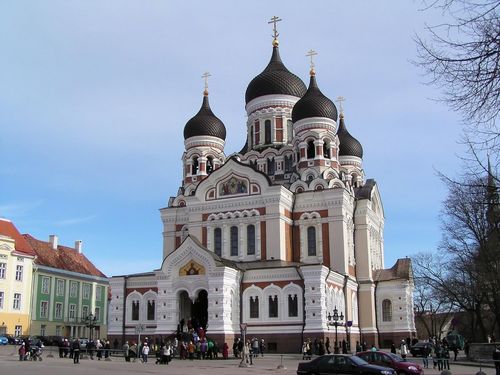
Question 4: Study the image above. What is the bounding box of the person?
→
[302,341,309,360]
[222,342,229,359]
[233,339,239,358]
[259,338,265,357]
[422,344,430,369]
[237,338,244,359]
[130,342,137,362]
[355,341,361,353]
[72,338,80,364]
[243,340,252,365]
[361,341,367,351]
[342,340,347,354]
[371,345,377,352]
[325,337,331,354]
[390,342,396,354]
[453,346,459,361]
[87,339,95,360]
[493,346,500,375]
[252,338,259,358]
[104,340,111,359]
[464,340,470,358]
[400,339,408,359]
[306,338,312,359]
[18,343,26,361]
[123,341,130,362]
[442,343,450,370]
[96,339,103,360]
[318,338,325,356]
[142,342,150,363]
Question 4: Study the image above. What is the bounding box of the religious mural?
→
[179,260,205,276]
[219,176,248,196]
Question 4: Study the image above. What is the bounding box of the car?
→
[297,354,396,375]
[410,342,434,357]
[0,336,8,345]
[357,351,424,375]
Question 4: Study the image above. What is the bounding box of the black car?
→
[297,354,396,375]
[410,342,434,357]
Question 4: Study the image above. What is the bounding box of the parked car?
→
[0,336,8,345]
[410,342,434,357]
[297,354,396,375]
[357,351,424,375]
[5,335,21,345]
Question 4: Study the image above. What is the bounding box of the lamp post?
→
[85,313,97,341]
[327,306,344,354]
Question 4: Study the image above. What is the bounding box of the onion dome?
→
[292,73,338,123]
[245,46,307,104]
[184,93,226,140]
[337,113,363,158]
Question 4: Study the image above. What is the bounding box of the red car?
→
[356,351,424,375]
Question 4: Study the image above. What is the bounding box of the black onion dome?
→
[245,46,307,104]
[292,74,338,123]
[337,115,363,158]
[184,94,226,140]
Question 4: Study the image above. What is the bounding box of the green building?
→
[24,234,108,339]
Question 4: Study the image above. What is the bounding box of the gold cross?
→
[202,72,211,95]
[268,16,282,40]
[336,96,346,114]
[306,49,318,74]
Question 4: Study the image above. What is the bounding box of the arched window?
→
[247,225,255,255]
[288,294,298,317]
[287,120,293,142]
[382,299,392,322]
[307,226,316,256]
[250,296,259,318]
[265,120,272,144]
[230,226,238,256]
[191,157,199,175]
[147,300,155,320]
[132,300,140,321]
[323,140,331,158]
[207,156,214,174]
[285,155,293,173]
[267,158,275,175]
[249,126,253,149]
[307,140,315,159]
[214,228,222,256]
[269,295,278,318]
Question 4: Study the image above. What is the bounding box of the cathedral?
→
[108,22,416,352]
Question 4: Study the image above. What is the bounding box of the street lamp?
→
[327,306,344,354]
[84,313,97,340]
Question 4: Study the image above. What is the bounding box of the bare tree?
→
[415,0,500,134]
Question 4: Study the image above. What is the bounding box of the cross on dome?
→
[306,49,318,76]
[336,96,346,118]
[268,16,282,46]
[202,72,211,96]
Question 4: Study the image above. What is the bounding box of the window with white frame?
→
[230,226,238,256]
[14,325,22,337]
[82,284,91,299]
[0,291,3,309]
[70,282,78,298]
[41,277,50,294]
[40,324,46,336]
[307,226,316,256]
[95,307,101,322]
[214,228,222,256]
[268,295,278,318]
[288,294,298,317]
[132,300,139,321]
[69,304,76,319]
[56,279,64,297]
[55,302,63,319]
[40,301,49,318]
[13,293,21,310]
[147,300,155,320]
[382,299,392,322]
[55,326,61,336]
[82,305,88,318]
[247,225,255,255]
[96,286,102,301]
[0,263,5,279]
[15,265,23,281]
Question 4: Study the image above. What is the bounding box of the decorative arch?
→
[126,291,143,323]
[243,285,263,321]
[263,284,281,319]
[282,283,302,320]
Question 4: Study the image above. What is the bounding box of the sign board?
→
[240,323,247,331]
[347,321,353,327]
[135,324,145,333]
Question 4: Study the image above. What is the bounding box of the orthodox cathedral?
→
[108,22,416,351]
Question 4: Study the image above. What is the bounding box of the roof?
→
[183,94,226,140]
[0,219,35,256]
[237,259,301,271]
[291,74,338,123]
[374,258,412,281]
[245,46,306,104]
[337,115,363,158]
[23,234,106,278]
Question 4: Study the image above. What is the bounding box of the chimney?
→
[49,235,58,250]
[75,240,82,254]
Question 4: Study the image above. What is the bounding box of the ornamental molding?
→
[245,94,300,114]
[184,136,225,150]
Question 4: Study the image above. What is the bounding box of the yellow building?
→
[0,219,36,336]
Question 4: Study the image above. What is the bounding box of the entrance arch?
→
[178,289,208,331]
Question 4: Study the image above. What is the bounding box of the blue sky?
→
[0,1,464,276]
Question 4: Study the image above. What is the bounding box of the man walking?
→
[72,338,81,364]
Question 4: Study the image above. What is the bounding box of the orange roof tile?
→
[23,234,106,278]
[0,219,36,256]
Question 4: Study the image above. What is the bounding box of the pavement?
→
[0,345,496,375]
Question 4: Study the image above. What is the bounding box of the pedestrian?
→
[233,339,239,358]
[453,346,459,361]
[96,339,103,360]
[400,339,408,359]
[302,341,308,360]
[72,338,80,364]
[342,340,347,354]
[142,342,150,363]
[252,338,259,358]
[422,344,429,369]
[442,343,450,370]
[259,338,265,357]
[18,343,26,361]
[325,337,331,354]
[390,342,396,354]
[222,342,229,359]
[355,341,361,353]
[244,340,252,365]
[319,338,325,355]
[130,342,137,362]
[104,340,111,359]
[493,346,500,375]
[237,338,244,359]
[123,341,130,362]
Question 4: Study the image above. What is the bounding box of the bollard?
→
[475,372,487,375]
[440,371,452,375]
[276,354,286,370]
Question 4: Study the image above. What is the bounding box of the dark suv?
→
[357,351,423,375]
